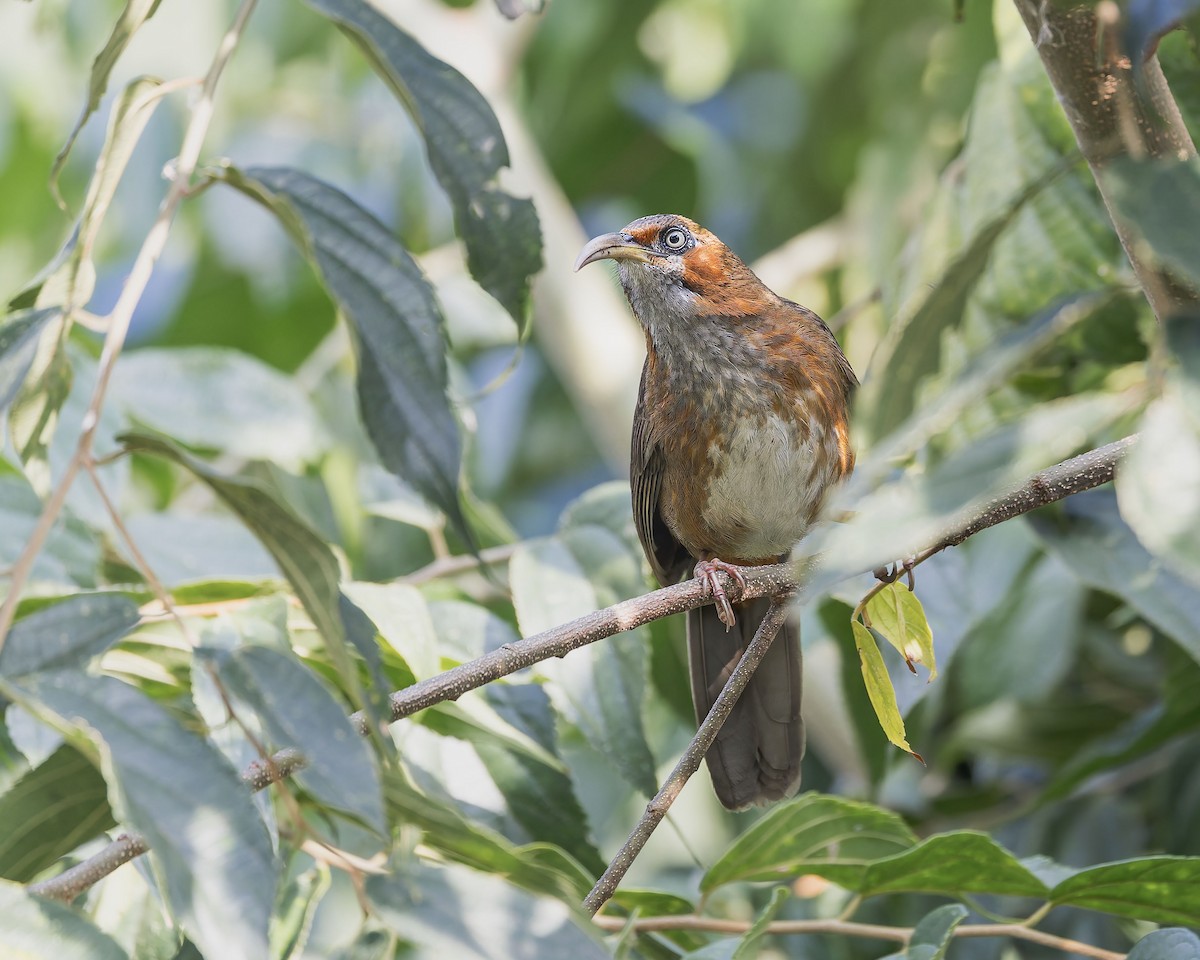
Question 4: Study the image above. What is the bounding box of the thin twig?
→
[582,599,793,915]
[0,0,260,653]
[31,749,305,902]
[28,436,1133,903]
[88,463,317,843]
[355,564,800,735]
[400,542,519,585]
[851,435,1136,623]
[84,459,194,644]
[589,915,1126,960]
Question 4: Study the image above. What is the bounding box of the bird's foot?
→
[873,556,917,590]
[694,558,747,629]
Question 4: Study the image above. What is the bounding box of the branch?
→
[29,437,1133,903]
[1012,0,1198,321]
[590,915,1126,960]
[582,598,792,916]
[0,0,260,652]
[30,749,305,902]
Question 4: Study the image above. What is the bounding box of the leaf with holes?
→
[302,0,542,332]
[864,582,936,679]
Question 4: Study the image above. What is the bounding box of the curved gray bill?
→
[573,233,652,271]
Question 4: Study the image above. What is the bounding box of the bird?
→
[575,214,857,810]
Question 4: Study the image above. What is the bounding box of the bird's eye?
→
[662,226,689,251]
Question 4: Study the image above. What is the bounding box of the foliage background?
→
[1,0,1199,958]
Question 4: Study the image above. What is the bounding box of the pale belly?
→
[698,412,835,561]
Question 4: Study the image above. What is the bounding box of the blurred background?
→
[0,0,1007,541]
[3,0,1199,956]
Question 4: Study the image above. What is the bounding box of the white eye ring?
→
[662,227,689,251]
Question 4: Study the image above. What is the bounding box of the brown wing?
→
[631,361,691,586]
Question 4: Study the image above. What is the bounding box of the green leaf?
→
[469,729,604,876]
[221,166,470,545]
[858,292,1112,487]
[950,552,1084,709]
[733,886,788,960]
[1118,316,1200,586]
[0,744,114,882]
[813,391,1134,596]
[202,644,385,834]
[851,620,917,758]
[0,475,99,588]
[1127,928,1200,960]
[0,878,127,960]
[0,308,57,414]
[681,890,788,959]
[821,601,889,787]
[559,480,638,549]
[1105,157,1200,292]
[511,528,658,796]
[1043,648,1200,801]
[110,348,329,470]
[7,671,275,960]
[8,332,73,482]
[1050,856,1200,926]
[858,171,1055,442]
[1031,490,1200,663]
[702,793,916,892]
[850,831,1049,899]
[302,0,542,331]
[342,581,438,680]
[333,928,394,960]
[47,76,164,311]
[864,582,936,679]
[122,514,279,587]
[366,859,607,960]
[383,767,591,902]
[269,867,330,960]
[50,0,163,197]
[905,904,968,960]
[610,893,704,957]
[86,865,180,960]
[610,889,696,918]
[0,594,139,679]
[118,432,366,693]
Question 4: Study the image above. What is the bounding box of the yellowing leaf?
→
[851,619,922,760]
[865,581,937,680]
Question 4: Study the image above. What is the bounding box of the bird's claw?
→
[873,557,917,590]
[695,559,746,630]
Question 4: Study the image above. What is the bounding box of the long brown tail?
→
[686,597,803,810]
